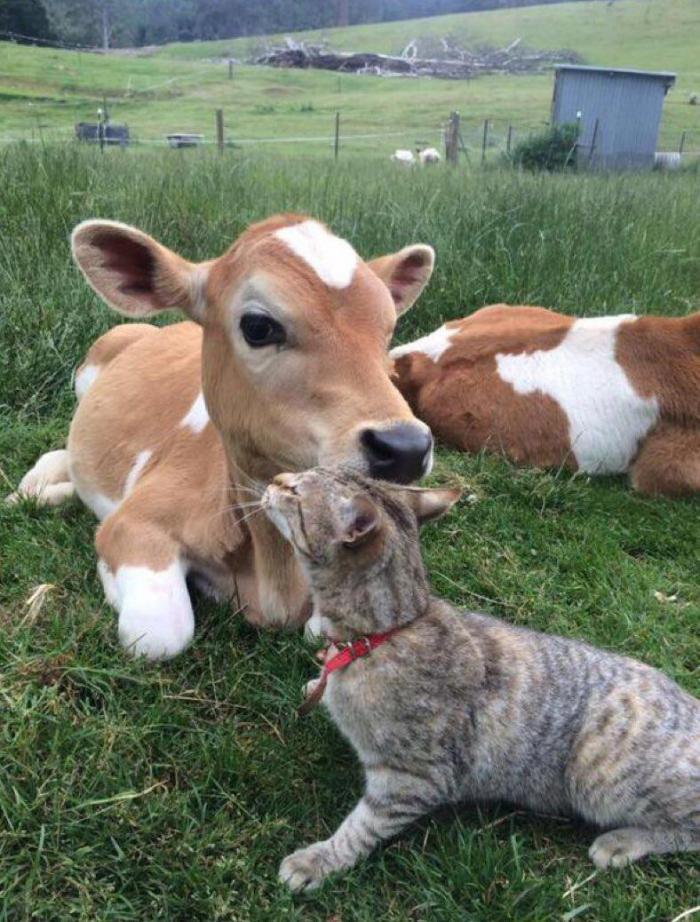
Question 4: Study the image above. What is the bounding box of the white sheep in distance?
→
[418,147,441,164]
[391,149,416,165]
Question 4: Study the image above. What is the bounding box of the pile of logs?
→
[254,37,581,80]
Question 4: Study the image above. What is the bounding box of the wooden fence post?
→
[481,119,489,165]
[216,108,224,153]
[228,59,233,79]
[334,111,340,160]
[679,130,686,155]
[506,123,513,155]
[445,111,459,165]
[587,118,600,166]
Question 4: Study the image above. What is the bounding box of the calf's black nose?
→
[361,423,433,484]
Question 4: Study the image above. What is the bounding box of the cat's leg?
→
[590,825,700,869]
[279,768,438,892]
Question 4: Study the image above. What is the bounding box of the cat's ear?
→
[404,487,462,526]
[340,495,380,548]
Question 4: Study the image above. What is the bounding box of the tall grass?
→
[2,144,699,421]
[0,145,698,921]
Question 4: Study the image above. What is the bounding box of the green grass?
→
[0,0,699,153]
[1,145,699,920]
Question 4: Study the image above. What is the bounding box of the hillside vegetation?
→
[0,0,698,153]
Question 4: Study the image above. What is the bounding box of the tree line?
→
[1,0,591,50]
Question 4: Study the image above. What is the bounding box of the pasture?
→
[1,144,699,920]
[1,0,699,154]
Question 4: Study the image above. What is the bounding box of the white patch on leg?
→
[495,315,659,474]
[114,559,194,661]
[275,220,358,289]
[97,558,119,609]
[68,457,118,521]
[74,364,100,400]
[123,449,152,497]
[179,393,209,435]
[390,324,456,362]
[73,485,118,521]
[6,449,74,506]
[40,482,76,505]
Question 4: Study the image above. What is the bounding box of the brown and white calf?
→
[391,304,700,496]
[9,214,435,658]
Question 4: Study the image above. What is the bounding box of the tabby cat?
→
[263,468,700,892]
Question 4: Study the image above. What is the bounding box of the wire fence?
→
[2,112,699,164]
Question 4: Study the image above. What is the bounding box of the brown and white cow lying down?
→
[9,215,435,659]
[391,304,700,496]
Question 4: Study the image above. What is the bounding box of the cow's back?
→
[391,305,670,474]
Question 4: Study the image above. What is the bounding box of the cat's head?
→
[262,467,460,638]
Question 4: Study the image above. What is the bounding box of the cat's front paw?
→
[589,827,652,869]
[279,842,335,892]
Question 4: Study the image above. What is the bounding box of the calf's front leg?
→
[96,509,194,661]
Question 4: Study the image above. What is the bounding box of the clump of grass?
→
[0,145,698,920]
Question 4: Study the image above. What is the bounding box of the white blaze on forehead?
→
[274,220,358,289]
[390,324,456,362]
[495,315,659,474]
[180,392,209,434]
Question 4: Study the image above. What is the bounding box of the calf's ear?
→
[368,244,435,315]
[71,220,209,321]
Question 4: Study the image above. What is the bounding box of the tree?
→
[0,0,55,41]
[336,0,349,26]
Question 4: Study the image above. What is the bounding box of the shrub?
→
[510,123,580,172]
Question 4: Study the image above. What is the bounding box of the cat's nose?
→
[361,423,433,484]
[273,473,296,489]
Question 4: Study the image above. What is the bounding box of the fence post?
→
[97,107,105,153]
[506,123,513,155]
[334,111,340,160]
[445,111,459,165]
[679,130,686,155]
[216,108,224,153]
[481,119,489,165]
[228,59,233,80]
[588,117,599,165]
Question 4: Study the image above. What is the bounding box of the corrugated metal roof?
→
[555,64,676,86]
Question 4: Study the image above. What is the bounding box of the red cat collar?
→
[299,628,401,716]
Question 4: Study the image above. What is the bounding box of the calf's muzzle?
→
[361,423,433,484]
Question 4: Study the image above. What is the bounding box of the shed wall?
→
[552,70,667,169]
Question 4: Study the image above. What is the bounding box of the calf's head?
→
[71,214,434,484]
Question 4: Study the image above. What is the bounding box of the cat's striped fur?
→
[263,469,700,892]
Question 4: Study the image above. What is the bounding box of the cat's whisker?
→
[223,501,261,512]
[227,457,265,497]
[234,506,266,527]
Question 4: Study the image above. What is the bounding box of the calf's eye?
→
[240,312,286,348]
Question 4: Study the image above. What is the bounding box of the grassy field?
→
[1,0,699,154]
[1,144,699,920]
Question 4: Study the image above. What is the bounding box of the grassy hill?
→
[0,0,699,154]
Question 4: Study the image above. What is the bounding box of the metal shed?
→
[551,65,676,170]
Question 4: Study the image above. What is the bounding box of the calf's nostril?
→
[361,424,433,485]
